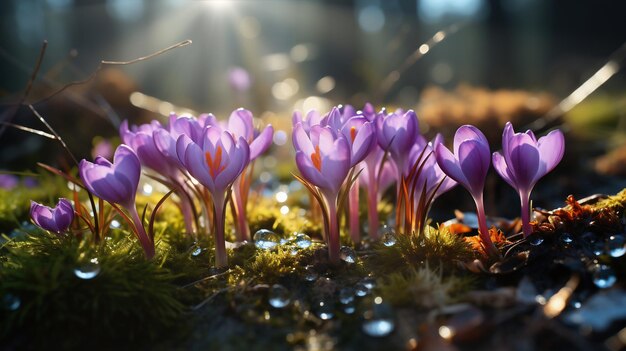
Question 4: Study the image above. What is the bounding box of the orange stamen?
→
[350,126,357,143]
[205,146,224,178]
[311,145,322,171]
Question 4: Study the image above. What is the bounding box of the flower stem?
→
[233,180,250,241]
[348,178,360,243]
[473,194,499,259]
[179,194,195,234]
[128,206,155,259]
[325,195,340,264]
[212,191,228,268]
[520,191,533,237]
[367,169,380,239]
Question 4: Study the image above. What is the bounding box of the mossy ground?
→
[2,173,623,350]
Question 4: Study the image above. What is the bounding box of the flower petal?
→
[454,125,488,156]
[249,124,273,161]
[458,139,490,195]
[435,143,469,188]
[536,129,565,180]
[492,151,517,189]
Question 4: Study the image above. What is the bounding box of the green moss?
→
[367,225,475,275]
[592,188,626,211]
[0,230,189,349]
[375,264,473,308]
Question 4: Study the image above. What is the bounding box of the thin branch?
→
[0,40,48,138]
[376,23,465,101]
[28,104,79,166]
[36,39,192,104]
[0,122,55,139]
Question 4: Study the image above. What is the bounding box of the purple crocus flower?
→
[492,122,565,237]
[177,126,250,268]
[30,198,74,235]
[228,108,274,162]
[293,123,351,263]
[120,120,177,178]
[227,108,274,241]
[375,109,422,178]
[122,119,197,234]
[338,115,375,243]
[435,125,498,258]
[79,145,155,259]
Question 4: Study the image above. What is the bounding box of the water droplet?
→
[593,265,617,289]
[303,265,318,282]
[253,229,280,250]
[339,287,355,304]
[570,300,582,309]
[340,246,356,264]
[361,277,376,290]
[528,234,544,246]
[355,282,369,297]
[316,300,335,320]
[606,234,626,258]
[362,297,394,337]
[381,228,397,247]
[192,247,203,256]
[560,232,573,244]
[1,294,21,311]
[279,238,290,245]
[294,233,312,249]
[268,284,290,308]
[343,301,356,314]
[74,258,101,280]
[592,242,605,256]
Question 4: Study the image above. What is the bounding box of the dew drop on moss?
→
[268,284,291,308]
[362,297,394,337]
[560,232,573,244]
[303,265,318,281]
[293,233,312,249]
[340,246,356,264]
[73,258,101,280]
[253,229,280,250]
[381,228,397,247]
[315,300,335,320]
[593,265,617,289]
[606,234,626,257]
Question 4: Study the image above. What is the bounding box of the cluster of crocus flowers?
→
[293,104,565,262]
[77,109,272,267]
[293,104,457,262]
[434,123,565,257]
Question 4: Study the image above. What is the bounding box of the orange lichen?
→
[465,227,509,257]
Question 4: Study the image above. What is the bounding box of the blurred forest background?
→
[0,0,625,215]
